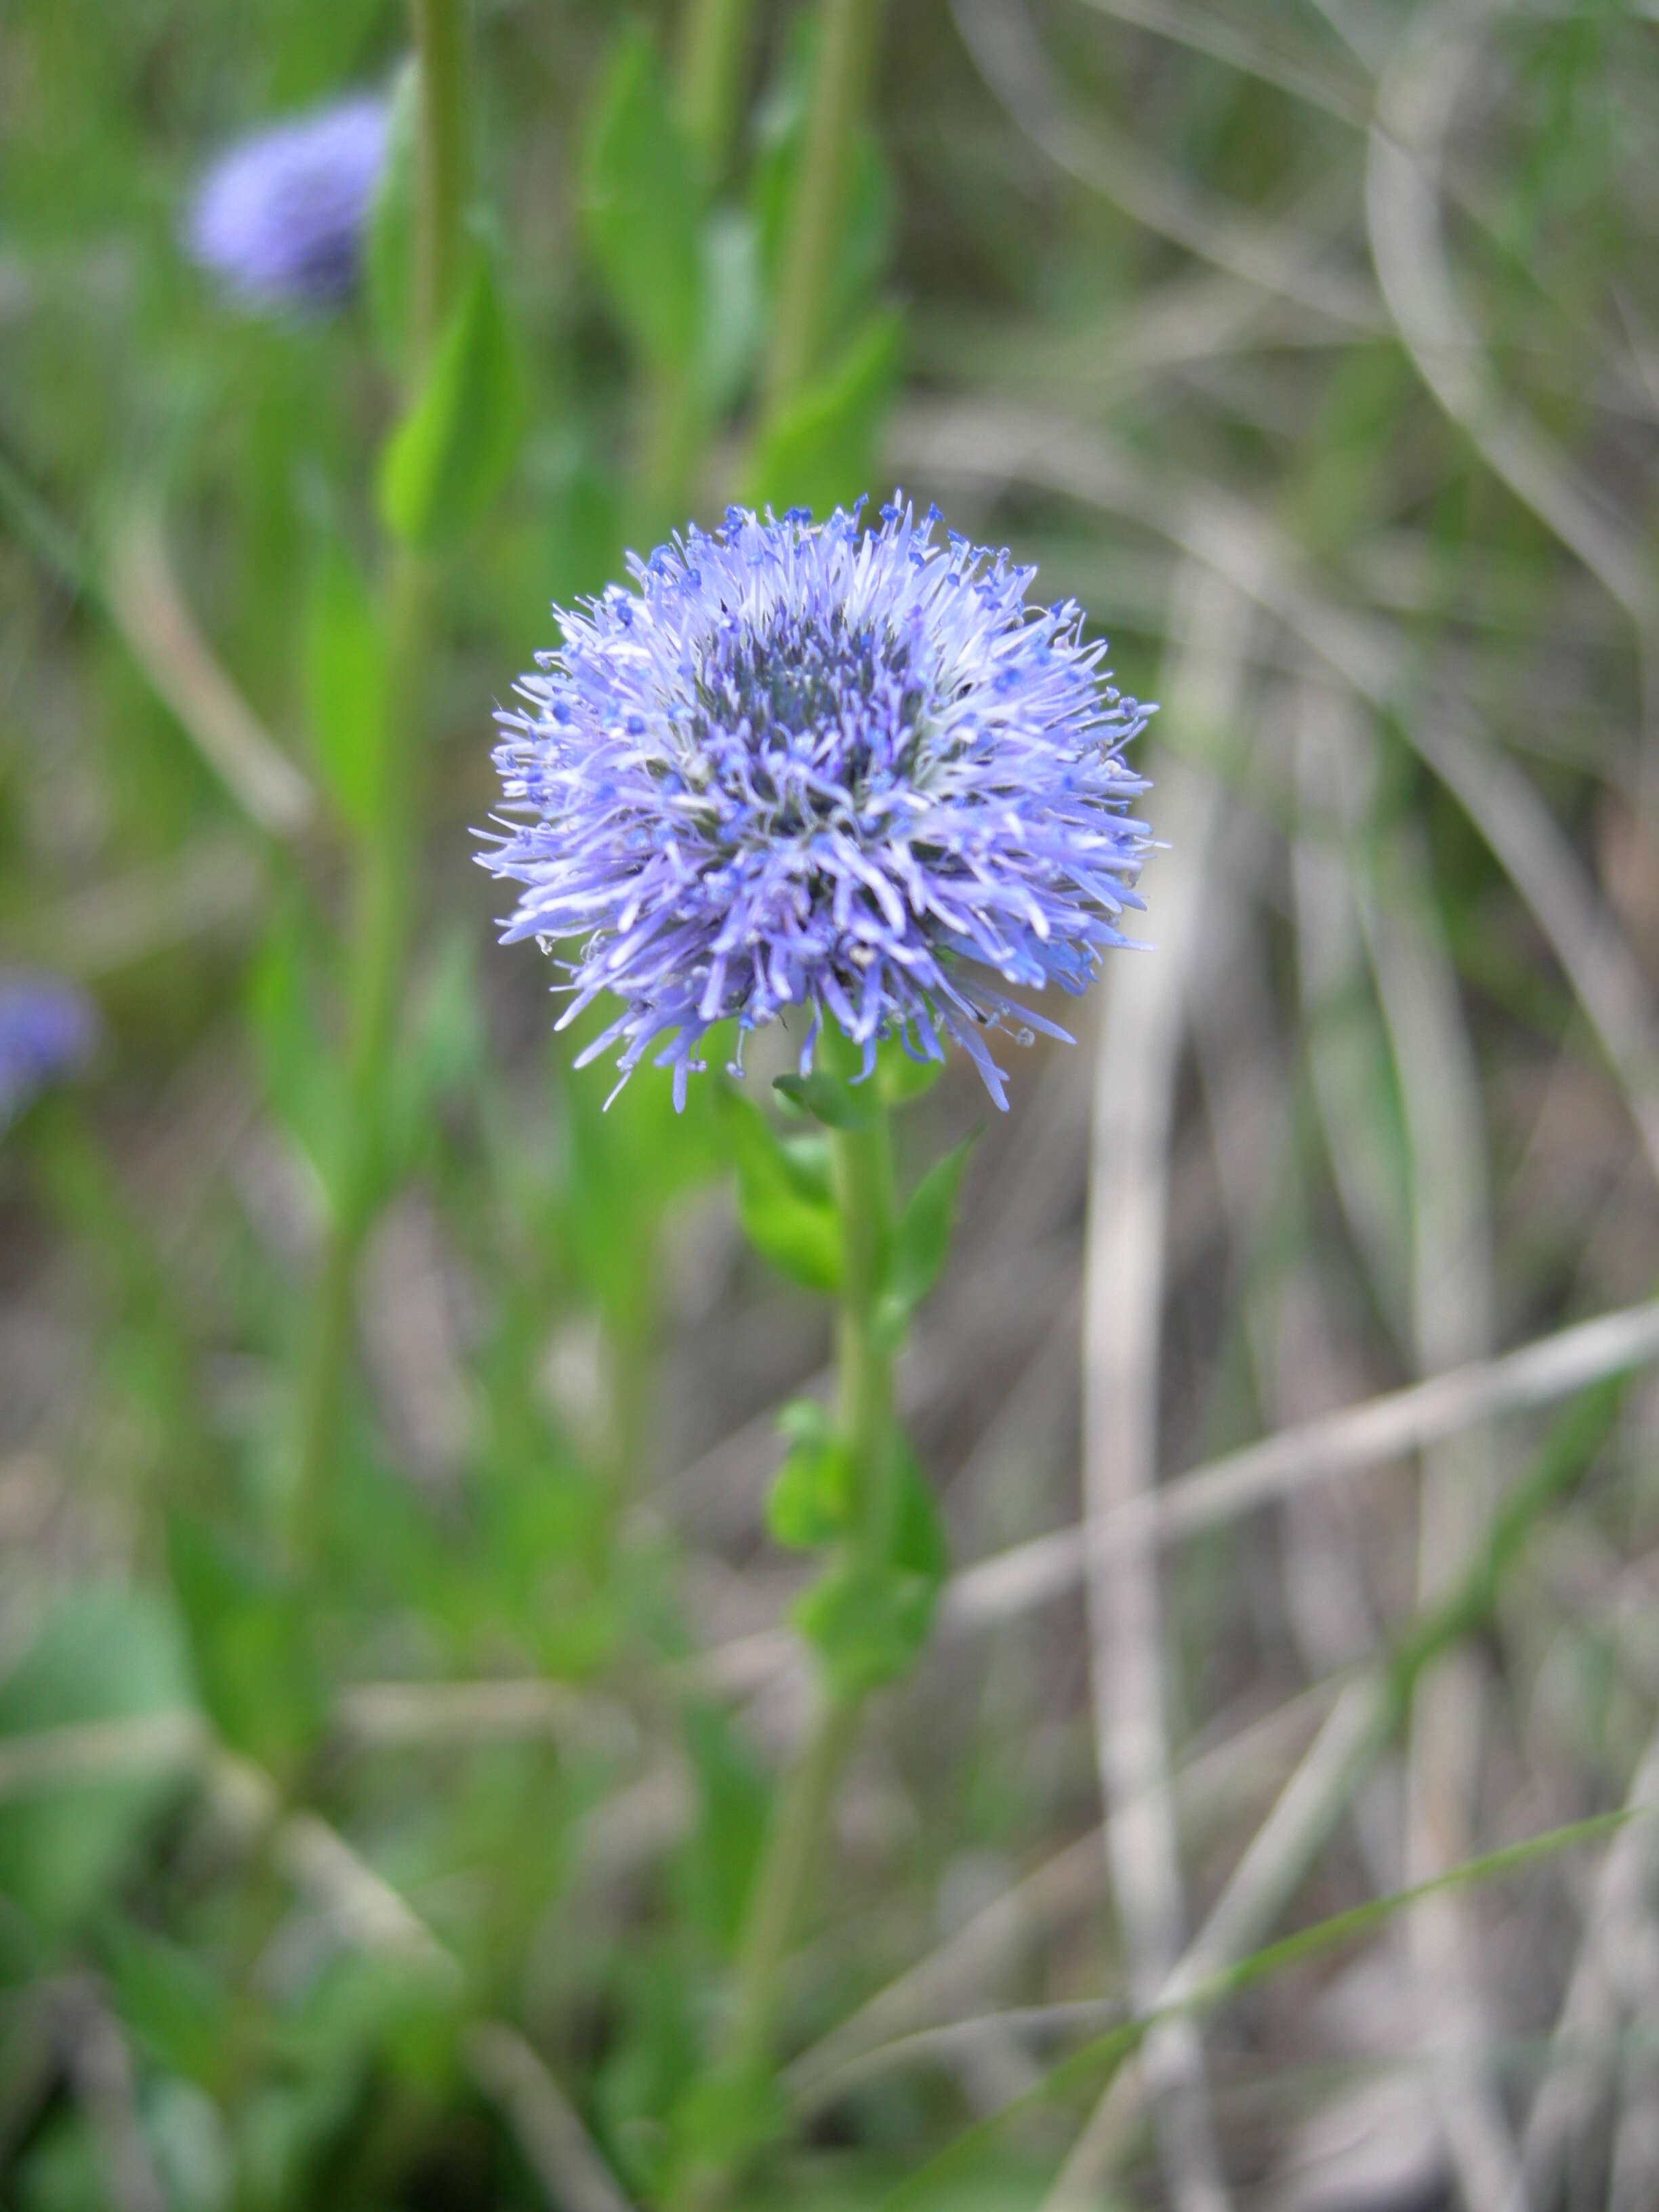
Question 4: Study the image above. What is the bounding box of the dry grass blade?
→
[337,1677,638,1759]
[1518,1730,1659,2207]
[786,1684,1336,2116]
[104,506,315,839]
[1060,571,1248,2212]
[1072,0,1371,124]
[62,1986,166,2212]
[1052,1677,1394,2196]
[890,401,1659,1190]
[1366,834,1523,2209]
[0,1710,205,1801]
[939,1292,1659,1628]
[1408,714,1659,1187]
[202,1753,634,2211]
[951,0,1380,329]
[1364,0,1656,628]
[10,840,262,979]
[464,2023,636,2212]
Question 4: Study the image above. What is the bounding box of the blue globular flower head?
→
[186,94,389,314]
[0,974,98,1130]
[483,497,1153,1111]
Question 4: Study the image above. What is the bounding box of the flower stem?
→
[411,0,468,363]
[716,1062,897,2112]
[678,0,757,185]
[725,1687,864,2081]
[287,0,466,1568]
[760,0,884,420]
[830,1093,898,1563]
[289,552,430,1567]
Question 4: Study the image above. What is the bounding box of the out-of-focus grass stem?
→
[679,0,757,184]
[289,0,467,1568]
[642,363,704,537]
[412,0,468,365]
[760,0,884,420]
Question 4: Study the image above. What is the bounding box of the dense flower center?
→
[689,608,928,837]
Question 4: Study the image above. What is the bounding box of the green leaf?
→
[874,1136,975,1349]
[364,58,418,372]
[0,1586,198,1940]
[582,26,704,371]
[718,1086,841,1292]
[792,1563,933,1701]
[667,2060,787,2195]
[792,1441,947,1696]
[697,209,762,415]
[772,1068,874,1128]
[302,533,386,837]
[766,1406,855,1549]
[747,306,904,520]
[165,1509,324,1767]
[676,1703,772,1954]
[99,1915,232,2089]
[380,928,486,1194]
[377,251,527,550]
[877,1036,947,1105]
[751,24,894,342]
[246,914,348,1207]
[893,1435,949,1584]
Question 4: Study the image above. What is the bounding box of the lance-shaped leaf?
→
[582,26,704,371]
[718,1086,842,1292]
[874,1136,975,1349]
[378,251,526,549]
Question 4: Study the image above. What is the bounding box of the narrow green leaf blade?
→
[880,1806,1639,2212]
[363,59,418,372]
[791,1439,947,1695]
[303,534,386,837]
[0,1586,198,1939]
[878,1137,975,1343]
[377,252,527,549]
[766,1433,855,1550]
[747,306,903,519]
[718,1086,842,1292]
[773,1069,874,1129]
[581,26,704,371]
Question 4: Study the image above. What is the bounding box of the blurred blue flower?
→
[0,975,98,1129]
[186,95,389,314]
[483,499,1153,1110]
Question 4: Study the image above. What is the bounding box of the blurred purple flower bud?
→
[186,94,389,314]
[0,975,98,1128]
[483,497,1154,1111]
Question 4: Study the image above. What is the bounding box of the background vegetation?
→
[3,0,1659,2206]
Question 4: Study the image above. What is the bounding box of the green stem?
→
[411,0,468,363]
[830,1115,897,1564]
[726,1689,865,2079]
[678,0,758,184]
[641,359,705,538]
[760,0,884,420]
[286,0,466,1566]
[288,555,430,1565]
[710,1065,897,2161]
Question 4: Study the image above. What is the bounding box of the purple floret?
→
[482,497,1154,1110]
[0,975,98,1128]
[186,95,388,314]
